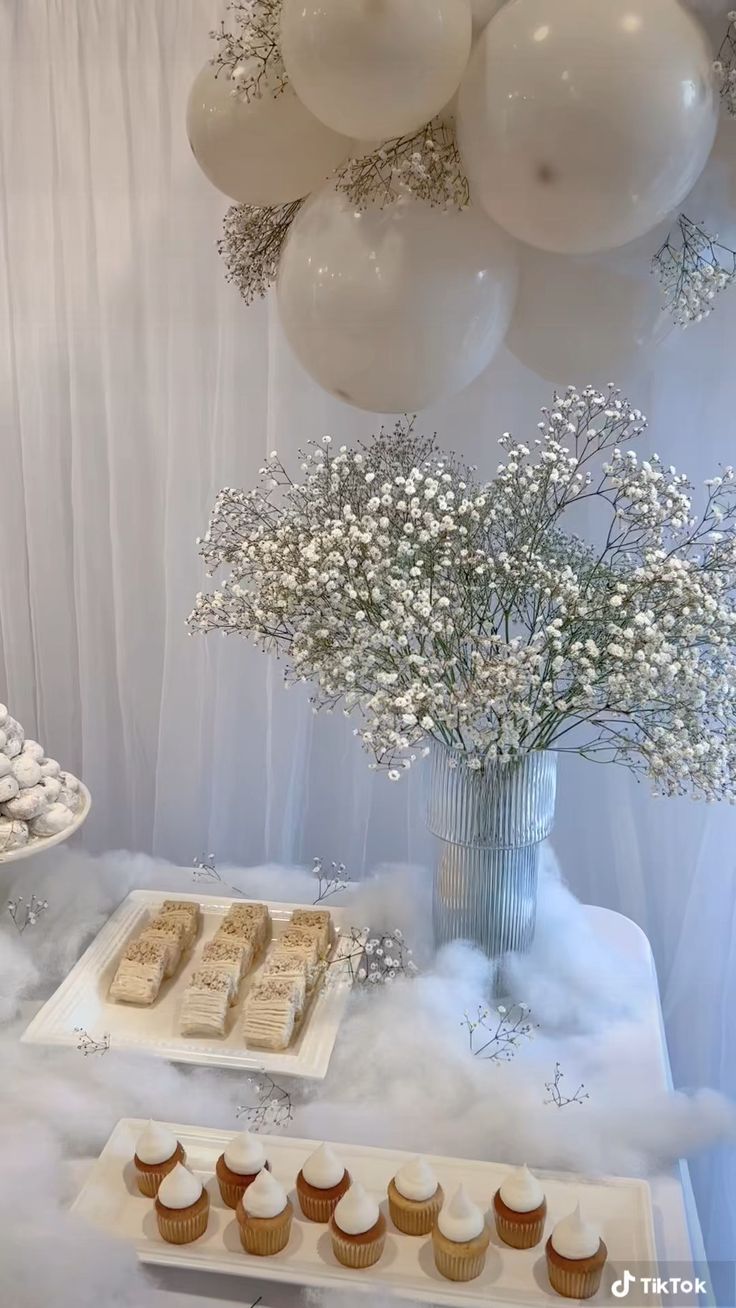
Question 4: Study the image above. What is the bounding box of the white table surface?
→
[60,904,708,1307]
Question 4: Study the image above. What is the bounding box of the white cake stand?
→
[0,783,91,864]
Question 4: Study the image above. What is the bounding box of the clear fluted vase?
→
[425,743,557,973]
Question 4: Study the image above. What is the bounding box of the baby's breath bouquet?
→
[190,385,736,803]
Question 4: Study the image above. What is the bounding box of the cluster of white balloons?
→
[187,0,718,412]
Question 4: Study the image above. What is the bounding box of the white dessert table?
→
[63,905,709,1308]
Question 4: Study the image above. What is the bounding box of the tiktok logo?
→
[612,1269,636,1298]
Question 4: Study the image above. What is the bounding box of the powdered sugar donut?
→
[11,755,42,789]
[0,775,20,804]
[0,817,28,852]
[0,730,7,752]
[59,770,80,792]
[0,756,11,779]
[30,803,74,837]
[39,758,60,779]
[4,734,22,759]
[40,775,61,802]
[22,740,44,762]
[4,784,48,821]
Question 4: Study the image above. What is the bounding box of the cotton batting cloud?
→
[0,846,733,1308]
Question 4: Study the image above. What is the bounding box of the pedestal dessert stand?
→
[0,783,91,865]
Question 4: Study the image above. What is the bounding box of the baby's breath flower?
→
[191,393,736,802]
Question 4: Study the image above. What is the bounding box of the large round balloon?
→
[186,63,352,206]
[277,187,518,412]
[279,0,472,141]
[470,0,504,32]
[457,0,717,254]
[506,236,672,385]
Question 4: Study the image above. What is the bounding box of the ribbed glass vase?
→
[425,743,557,966]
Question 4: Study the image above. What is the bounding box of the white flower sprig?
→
[190,388,736,801]
[463,1003,536,1063]
[653,215,736,326]
[219,200,303,306]
[714,12,736,117]
[336,118,470,212]
[544,1061,590,1108]
[210,0,286,103]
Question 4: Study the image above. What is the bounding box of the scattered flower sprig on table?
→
[7,894,48,934]
[463,1003,536,1062]
[714,13,736,117]
[544,1061,590,1108]
[191,386,736,802]
[312,857,351,904]
[74,1027,111,1056]
[328,926,417,985]
[336,118,469,212]
[210,0,286,103]
[653,215,736,326]
[236,1072,294,1131]
[219,199,303,307]
[193,853,245,898]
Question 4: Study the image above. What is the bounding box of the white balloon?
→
[279,0,472,141]
[470,0,504,33]
[277,187,518,413]
[457,0,717,255]
[506,237,672,385]
[186,63,352,206]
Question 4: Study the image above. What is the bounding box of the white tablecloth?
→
[65,905,707,1307]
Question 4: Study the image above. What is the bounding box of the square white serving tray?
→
[22,890,363,1079]
[71,1119,659,1308]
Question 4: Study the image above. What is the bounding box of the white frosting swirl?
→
[157,1163,202,1210]
[301,1142,346,1190]
[437,1184,485,1243]
[394,1156,439,1203]
[223,1131,266,1176]
[136,1121,178,1166]
[333,1181,380,1236]
[499,1164,545,1214]
[551,1205,602,1260]
[243,1168,288,1219]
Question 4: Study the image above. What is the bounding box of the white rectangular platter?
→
[22,890,362,1079]
[72,1119,659,1308]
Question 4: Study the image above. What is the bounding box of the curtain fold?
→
[1,0,734,1273]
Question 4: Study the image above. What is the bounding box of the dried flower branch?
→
[219,199,303,306]
[7,894,48,934]
[312,856,350,904]
[75,1027,111,1056]
[544,1061,589,1108]
[714,12,736,116]
[326,926,416,985]
[463,1003,536,1062]
[210,0,287,103]
[193,853,246,899]
[236,1071,294,1130]
[337,118,469,211]
[653,215,736,326]
[191,386,736,801]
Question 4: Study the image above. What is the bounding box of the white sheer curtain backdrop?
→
[1,0,734,1273]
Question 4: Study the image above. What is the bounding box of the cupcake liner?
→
[238,1209,292,1256]
[296,1172,350,1223]
[156,1194,210,1245]
[216,1157,268,1210]
[330,1228,386,1269]
[433,1242,488,1283]
[546,1259,605,1300]
[135,1145,186,1198]
[388,1185,443,1236]
[494,1208,546,1250]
